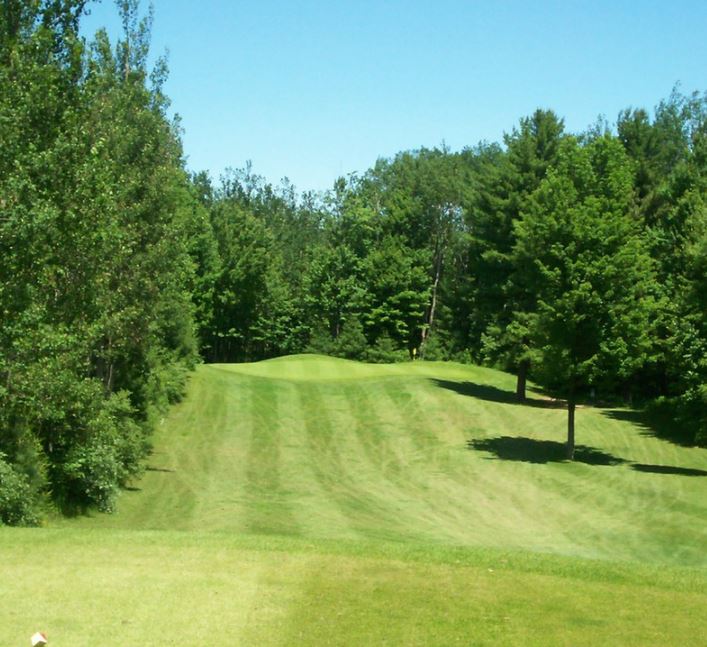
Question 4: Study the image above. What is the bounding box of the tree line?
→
[1,1,705,524]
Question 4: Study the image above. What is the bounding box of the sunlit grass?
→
[2,529,705,646]
[5,355,706,645]
[64,356,707,566]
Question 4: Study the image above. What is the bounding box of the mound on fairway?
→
[4,355,705,646]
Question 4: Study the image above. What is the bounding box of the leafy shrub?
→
[145,355,190,413]
[0,453,39,526]
[305,323,338,356]
[333,315,369,360]
[646,385,707,447]
[60,389,152,513]
[419,332,453,361]
[365,334,409,364]
[682,384,707,447]
[106,391,149,485]
[62,433,120,513]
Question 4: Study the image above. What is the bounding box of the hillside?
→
[64,355,707,566]
[3,355,706,646]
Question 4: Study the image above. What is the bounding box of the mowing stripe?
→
[243,376,301,536]
[56,357,707,568]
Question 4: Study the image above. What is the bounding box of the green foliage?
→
[511,136,658,453]
[304,240,367,342]
[0,0,199,521]
[305,323,339,357]
[614,90,707,439]
[365,333,409,363]
[1,0,704,513]
[357,149,472,356]
[470,111,566,385]
[197,168,322,362]
[0,453,39,526]
[646,388,707,447]
[62,434,120,513]
[59,390,146,514]
[333,315,369,361]
[361,235,430,350]
[688,385,707,446]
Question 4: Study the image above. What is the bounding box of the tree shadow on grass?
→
[467,436,626,465]
[146,466,175,473]
[57,500,90,517]
[603,409,697,448]
[467,436,707,475]
[432,379,564,409]
[631,464,707,477]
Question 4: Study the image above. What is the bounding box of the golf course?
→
[4,2,707,645]
[2,355,706,645]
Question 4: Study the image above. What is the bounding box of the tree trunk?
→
[515,360,528,402]
[419,246,443,359]
[566,399,576,460]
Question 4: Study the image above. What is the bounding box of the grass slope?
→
[66,355,706,565]
[3,355,706,645]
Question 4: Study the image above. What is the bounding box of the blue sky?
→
[82,0,707,193]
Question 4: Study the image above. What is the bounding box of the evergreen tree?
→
[514,136,657,458]
[471,110,566,399]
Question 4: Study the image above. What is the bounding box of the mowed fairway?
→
[2,355,706,645]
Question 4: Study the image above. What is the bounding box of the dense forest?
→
[1,1,705,524]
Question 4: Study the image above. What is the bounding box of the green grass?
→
[3,355,706,645]
[2,528,705,646]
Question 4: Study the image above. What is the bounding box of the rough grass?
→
[3,355,706,645]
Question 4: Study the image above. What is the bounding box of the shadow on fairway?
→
[432,379,563,409]
[631,463,707,477]
[603,409,696,448]
[467,437,706,475]
[146,466,175,473]
[467,436,626,466]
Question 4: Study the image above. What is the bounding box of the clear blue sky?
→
[82,0,707,194]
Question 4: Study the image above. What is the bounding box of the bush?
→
[60,389,151,513]
[144,349,191,416]
[106,391,149,485]
[365,334,409,364]
[334,315,369,360]
[62,443,119,513]
[646,385,707,447]
[305,323,338,356]
[0,453,39,526]
[419,332,453,361]
[683,384,707,446]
